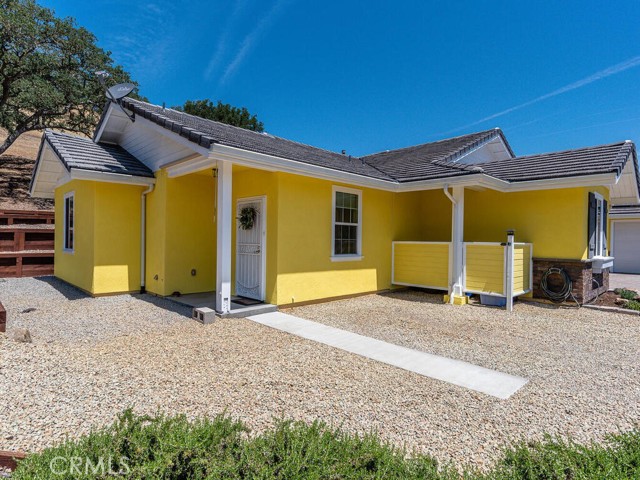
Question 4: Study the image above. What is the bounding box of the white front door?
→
[236,197,266,300]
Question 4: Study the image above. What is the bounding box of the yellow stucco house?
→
[29,98,640,314]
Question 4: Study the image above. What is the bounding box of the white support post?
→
[216,160,232,314]
[505,230,515,312]
[450,186,465,303]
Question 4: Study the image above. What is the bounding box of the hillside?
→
[0,129,53,211]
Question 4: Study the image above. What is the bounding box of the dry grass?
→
[0,129,53,210]
[0,128,42,159]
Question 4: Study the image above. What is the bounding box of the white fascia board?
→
[93,102,114,144]
[68,169,156,186]
[208,143,616,193]
[208,143,399,190]
[134,115,211,158]
[125,136,612,195]
[395,174,505,192]
[501,173,617,192]
[166,156,216,177]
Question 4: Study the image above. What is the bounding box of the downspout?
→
[443,185,456,304]
[140,184,155,293]
[443,184,456,205]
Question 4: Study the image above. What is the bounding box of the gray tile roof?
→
[121,98,394,181]
[479,141,636,183]
[361,129,514,182]
[45,130,153,178]
[106,99,638,189]
[610,204,640,216]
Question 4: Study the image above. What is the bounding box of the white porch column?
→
[216,160,232,314]
[450,186,465,302]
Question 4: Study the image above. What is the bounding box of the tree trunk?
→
[0,127,31,156]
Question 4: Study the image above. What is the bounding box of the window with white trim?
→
[63,192,74,252]
[587,192,607,258]
[332,187,362,258]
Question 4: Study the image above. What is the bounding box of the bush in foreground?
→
[12,410,640,479]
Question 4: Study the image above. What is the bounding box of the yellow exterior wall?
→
[419,189,452,241]
[145,169,216,296]
[465,187,609,260]
[54,167,610,304]
[274,173,425,305]
[92,183,145,294]
[144,170,168,295]
[392,242,449,289]
[54,180,145,295]
[54,180,95,293]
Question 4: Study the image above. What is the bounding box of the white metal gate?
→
[236,197,266,300]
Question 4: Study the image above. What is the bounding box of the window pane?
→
[333,190,360,255]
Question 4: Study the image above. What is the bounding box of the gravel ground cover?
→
[1,278,639,470]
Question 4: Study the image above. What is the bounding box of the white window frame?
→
[331,185,363,262]
[63,191,75,253]
[593,192,607,258]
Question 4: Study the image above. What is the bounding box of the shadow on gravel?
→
[33,275,89,301]
[134,293,193,318]
[378,288,444,305]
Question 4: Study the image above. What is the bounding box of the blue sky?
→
[43,1,640,156]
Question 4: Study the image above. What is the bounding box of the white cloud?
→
[219,0,292,85]
[440,55,640,135]
[204,0,252,80]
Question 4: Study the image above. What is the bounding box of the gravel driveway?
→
[1,278,639,470]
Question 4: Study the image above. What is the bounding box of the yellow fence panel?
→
[513,244,532,294]
[465,244,505,295]
[392,242,450,290]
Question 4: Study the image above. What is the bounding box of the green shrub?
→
[12,410,455,479]
[11,411,640,479]
[487,430,640,480]
[625,299,640,311]
[615,288,638,300]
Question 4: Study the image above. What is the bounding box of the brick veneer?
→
[532,258,609,304]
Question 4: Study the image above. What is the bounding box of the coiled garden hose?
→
[540,267,580,306]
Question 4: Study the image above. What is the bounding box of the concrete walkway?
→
[247,312,528,399]
[609,273,640,292]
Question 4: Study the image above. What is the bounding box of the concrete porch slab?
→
[169,291,277,318]
[247,311,528,399]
